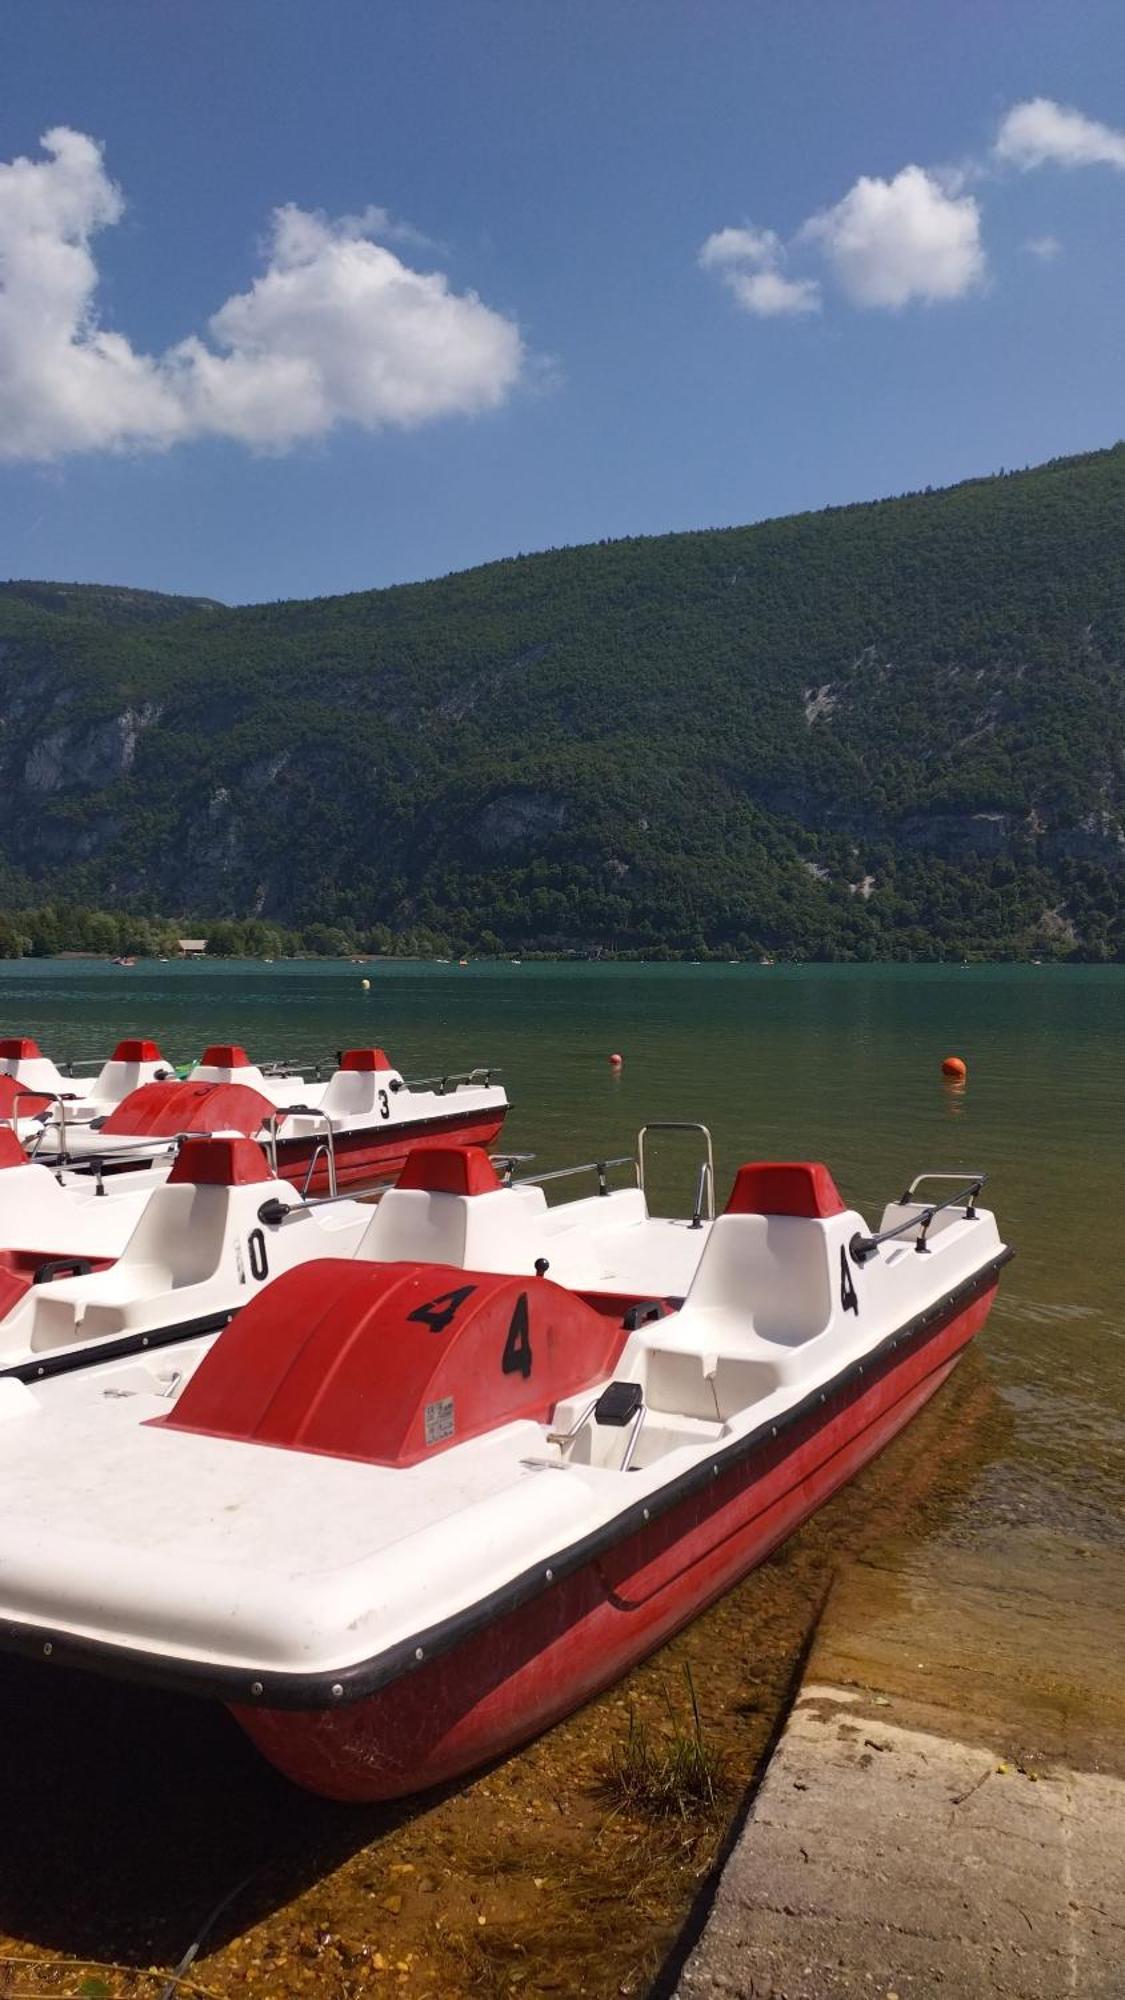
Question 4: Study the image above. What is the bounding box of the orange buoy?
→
[941,1055,967,1080]
[609,1052,623,1069]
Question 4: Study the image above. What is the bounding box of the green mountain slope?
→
[1,445,1123,959]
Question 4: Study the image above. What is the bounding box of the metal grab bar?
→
[547,1392,647,1472]
[636,1122,716,1222]
[513,1155,635,1197]
[263,1110,338,1199]
[398,1066,500,1095]
[10,1089,71,1164]
[850,1173,986,1263]
[691,1159,713,1230]
[899,1170,986,1206]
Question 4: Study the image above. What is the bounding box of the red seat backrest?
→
[198,1044,251,1067]
[397,1146,501,1195]
[341,1047,393,1072]
[724,1161,846,1219]
[168,1136,272,1186]
[110,1039,163,1063]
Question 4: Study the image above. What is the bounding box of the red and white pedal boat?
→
[0,1135,371,1390]
[0,1149,1009,1800]
[37,1044,508,1193]
[0,1126,168,1265]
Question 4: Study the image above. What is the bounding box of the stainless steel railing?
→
[636,1122,716,1222]
[850,1172,986,1262]
[263,1110,338,1199]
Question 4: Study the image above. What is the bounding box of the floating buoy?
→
[609,1052,623,1069]
[360,978,371,991]
[941,1054,967,1080]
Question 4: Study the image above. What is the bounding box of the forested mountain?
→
[1,443,1123,960]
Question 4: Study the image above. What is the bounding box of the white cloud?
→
[699,225,782,271]
[995,98,1125,172]
[698,224,821,317]
[803,165,985,308]
[0,128,524,461]
[1023,234,1062,260]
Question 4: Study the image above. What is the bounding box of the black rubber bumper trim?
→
[0,1309,238,1385]
[0,1248,1012,1707]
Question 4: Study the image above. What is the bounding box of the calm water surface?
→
[2,958,1122,1558]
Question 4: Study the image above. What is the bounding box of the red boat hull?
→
[275,1106,508,1193]
[233,1277,997,1800]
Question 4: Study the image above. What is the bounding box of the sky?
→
[0,0,1122,605]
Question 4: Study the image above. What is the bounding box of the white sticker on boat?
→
[424,1396,455,1446]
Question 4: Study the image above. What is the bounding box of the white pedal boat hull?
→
[43,1046,509,1193]
[0,1137,370,1387]
[0,1156,1010,1800]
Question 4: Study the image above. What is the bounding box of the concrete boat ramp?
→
[676,1539,1125,1999]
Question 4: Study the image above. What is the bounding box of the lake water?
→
[1,957,1122,1556]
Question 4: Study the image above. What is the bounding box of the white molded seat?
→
[0,1050,79,1096]
[358,1185,548,1271]
[54,1185,233,1308]
[610,1213,838,1423]
[87,1055,170,1109]
[0,1158,151,1257]
[679,1213,833,1342]
[318,1068,401,1118]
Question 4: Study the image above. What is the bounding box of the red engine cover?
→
[101,1079,274,1139]
[164,1261,629,1467]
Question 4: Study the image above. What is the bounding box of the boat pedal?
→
[594,1381,644,1427]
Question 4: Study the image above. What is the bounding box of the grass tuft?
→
[599,1666,726,1821]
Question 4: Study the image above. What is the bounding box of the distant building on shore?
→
[177,938,207,958]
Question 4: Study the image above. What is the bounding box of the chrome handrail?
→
[899,1169,986,1205]
[397,1066,501,1095]
[264,1109,338,1199]
[851,1173,986,1263]
[691,1158,713,1231]
[513,1155,635,1197]
[11,1089,71,1164]
[636,1122,716,1221]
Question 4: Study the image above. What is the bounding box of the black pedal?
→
[594,1381,644,1427]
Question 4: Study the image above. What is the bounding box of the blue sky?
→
[0,0,1122,604]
